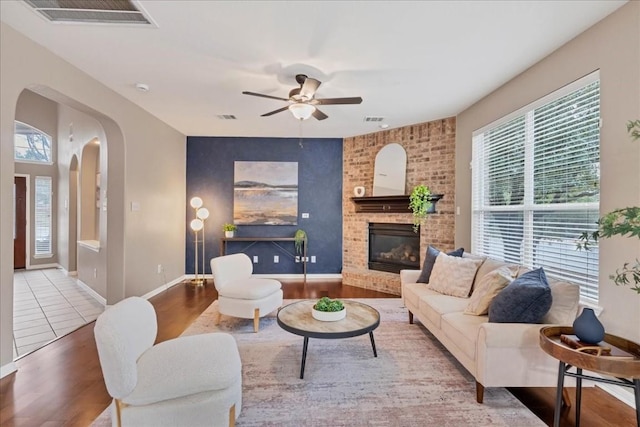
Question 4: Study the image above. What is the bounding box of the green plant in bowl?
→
[223,223,237,232]
[313,297,344,312]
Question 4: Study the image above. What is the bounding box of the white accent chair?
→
[94,296,242,427]
[211,253,283,332]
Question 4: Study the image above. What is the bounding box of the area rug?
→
[92,298,544,426]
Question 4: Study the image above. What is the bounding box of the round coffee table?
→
[277,299,380,379]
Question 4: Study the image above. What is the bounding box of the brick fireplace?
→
[342,117,456,295]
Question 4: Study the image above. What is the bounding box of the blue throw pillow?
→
[417,246,464,284]
[488,268,552,323]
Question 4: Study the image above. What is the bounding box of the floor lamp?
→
[196,207,210,282]
[190,197,205,286]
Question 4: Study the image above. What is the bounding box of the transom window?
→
[15,121,52,164]
[472,72,600,302]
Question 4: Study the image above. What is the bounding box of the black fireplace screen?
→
[368,223,420,274]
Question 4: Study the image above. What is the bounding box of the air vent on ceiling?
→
[217,115,237,120]
[364,116,385,122]
[22,0,155,26]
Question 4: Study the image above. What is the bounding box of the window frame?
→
[14,121,54,165]
[34,175,53,258]
[471,71,600,303]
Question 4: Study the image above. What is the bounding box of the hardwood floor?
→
[0,280,635,426]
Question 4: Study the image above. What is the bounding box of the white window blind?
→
[472,73,600,302]
[35,176,52,256]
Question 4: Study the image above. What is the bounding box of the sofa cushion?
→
[403,283,442,310]
[417,246,464,284]
[473,257,514,289]
[418,294,470,329]
[440,312,487,361]
[489,268,552,323]
[464,266,515,315]
[428,253,483,297]
[542,279,580,325]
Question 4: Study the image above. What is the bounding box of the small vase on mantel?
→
[572,308,605,344]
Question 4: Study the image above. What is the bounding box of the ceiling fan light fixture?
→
[288,103,316,120]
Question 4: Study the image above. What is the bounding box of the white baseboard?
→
[0,362,17,379]
[26,262,59,270]
[142,275,187,300]
[597,383,636,409]
[57,266,78,277]
[76,279,107,306]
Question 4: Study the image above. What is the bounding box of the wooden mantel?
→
[350,194,443,214]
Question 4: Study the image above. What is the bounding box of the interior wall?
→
[455,1,640,341]
[1,22,186,374]
[342,118,457,295]
[14,90,59,267]
[186,136,343,275]
[57,106,108,296]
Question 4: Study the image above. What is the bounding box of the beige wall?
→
[14,90,59,268]
[455,2,640,341]
[1,22,186,372]
[57,105,108,295]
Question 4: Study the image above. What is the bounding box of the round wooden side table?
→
[539,326,640,427]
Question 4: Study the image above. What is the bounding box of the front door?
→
[14,176,27,269]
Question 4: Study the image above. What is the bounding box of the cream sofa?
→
[401,254,580,403]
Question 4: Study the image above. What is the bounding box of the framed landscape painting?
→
[233,161,298,225]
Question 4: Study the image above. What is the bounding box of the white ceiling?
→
[0,1,626,138]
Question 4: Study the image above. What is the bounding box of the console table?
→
[219,237,307,283]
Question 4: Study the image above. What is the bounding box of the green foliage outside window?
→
[577,120,640,294]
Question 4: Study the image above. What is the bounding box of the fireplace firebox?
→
[368,223,420,274]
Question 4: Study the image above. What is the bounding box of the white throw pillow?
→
[542,279,580,325]
[464,266,515,315]
[428,253,483,298]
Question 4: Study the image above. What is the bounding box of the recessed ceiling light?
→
[135,83,150,92]
[379,124,390,129]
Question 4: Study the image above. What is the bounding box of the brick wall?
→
[342,117,456,295]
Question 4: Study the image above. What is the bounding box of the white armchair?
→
[210,253,283,332]
[94,296,242,427]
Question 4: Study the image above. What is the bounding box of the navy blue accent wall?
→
[186,136,343,275]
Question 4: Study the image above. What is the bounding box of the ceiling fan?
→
[242,74,363,121]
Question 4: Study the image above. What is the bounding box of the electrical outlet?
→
[274,255,279,263]
[311,255,316,263]
[157,264,163,274]
[302,213,310,218]
[295,256,300,263]
[253,256,258,263]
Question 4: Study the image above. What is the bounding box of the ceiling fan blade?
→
[261,106,290,117]
[300,77,321,99]
[242,91,290,102]
[313,97,363,105]
[312,108,328,121]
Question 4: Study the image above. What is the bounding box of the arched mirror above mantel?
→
[373,143,407,196]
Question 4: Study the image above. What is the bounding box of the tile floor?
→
[13,268,105,359]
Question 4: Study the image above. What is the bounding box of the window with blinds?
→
[472,72,600,302]
[35,176,52,256]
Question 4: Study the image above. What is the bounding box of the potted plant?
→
[409,184,432,233]
[223,223,237,238]
[577,120,640,294]
[312,297,346,321]
[294,229,307,255]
